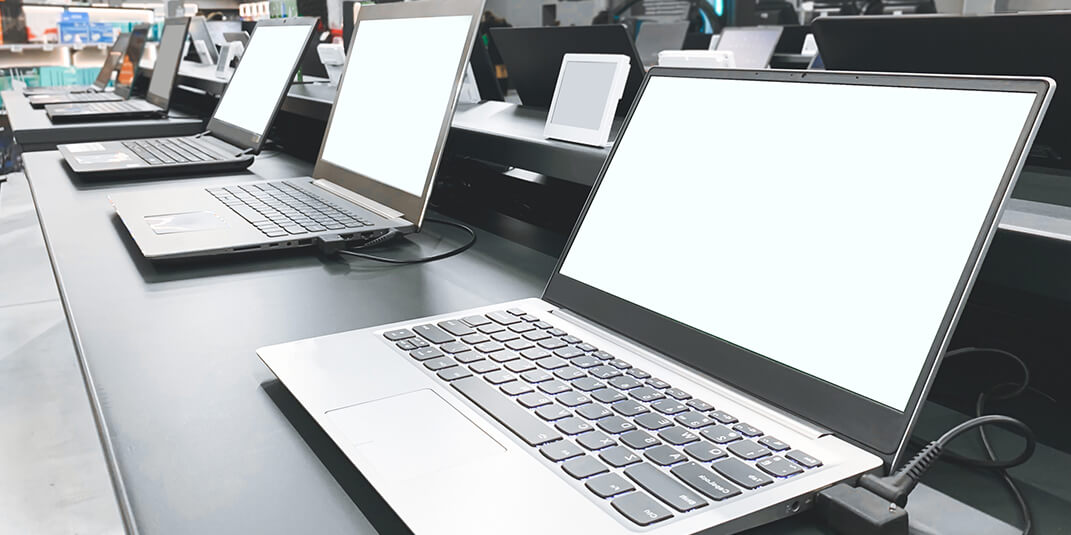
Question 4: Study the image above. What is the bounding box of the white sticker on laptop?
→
[74,152,131,164]
[66,142,106,153]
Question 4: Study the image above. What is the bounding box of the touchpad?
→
[144,211,226,235]
[326,389,505,483]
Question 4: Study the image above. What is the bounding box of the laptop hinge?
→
[195,130,211,139]
[236,147,255,157]
[550,307,833,441]
[311,179,405,220]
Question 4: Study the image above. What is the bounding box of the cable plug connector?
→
[859,441,943,507]
[817,483,909,535]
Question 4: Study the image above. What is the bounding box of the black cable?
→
[336,218,477,265]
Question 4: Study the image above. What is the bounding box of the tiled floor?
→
[0,172,125,535]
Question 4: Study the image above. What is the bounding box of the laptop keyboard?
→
[207,181,373,238]
[122,137,225,166]
[85,100,152,113]
[382,308,825,527]
[67,92,117,102]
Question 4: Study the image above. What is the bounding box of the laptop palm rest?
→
[326,389,505,483]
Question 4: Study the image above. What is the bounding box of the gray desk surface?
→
[2,90,205,152]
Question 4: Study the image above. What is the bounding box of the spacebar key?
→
[452,376,562,446]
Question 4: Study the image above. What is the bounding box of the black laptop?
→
[46,18,187,124]
[26,32,131,104]
[490,25,645,117]
[58,17,318,179]
[813,12,1071,170]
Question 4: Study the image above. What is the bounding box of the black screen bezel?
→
[113,24,150,99]
[542,68,1050,466]
[206,17,317,152]
[92,33,130,90]
[146,17,191,110]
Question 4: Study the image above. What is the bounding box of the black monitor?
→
[489,25,644,117]
[813,13,1071,169]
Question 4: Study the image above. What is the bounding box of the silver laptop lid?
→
[92,33,130,90]
[311,0,484,228]
[207,17,317,151]
[635,21,689,66]
[543,68,1052,467]
[715,26,783,68]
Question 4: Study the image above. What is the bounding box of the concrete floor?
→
[0,173,125,535]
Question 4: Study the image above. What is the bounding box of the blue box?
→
[89,23,114,43]
[58,21,90,44]
[60,11,90,23]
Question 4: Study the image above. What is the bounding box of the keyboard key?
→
[645,445,687,466]
[520,348,551,360]
[412,324,454,344]
[504,360,536,374]
[540,441,584,462]
[538,380,571,395]
[675,411,716,429]
[578,431,617,450]
[556,391,591,407]
[474,342,504,353]
[423,357,456,371]
[491,331,520,343]
[590,365,622,380]
[451,376,561,446]
[533,321,553,330]
[463,315,491,326]
[701,425,742,444]
[521,370,553,383]
[554,346,585,359]
[547,329,567,337]
[520,315,539,323]
[395,340,418,351]
[505,340,533,351]
[409,348,443,361]
[561,335,582,344]
[436,319,474,337]
[710,410,738,424]
[671,462,742,501]
[597,416,637,434]
[508,322,536,333]
[490,351,521,363]
[592,388,626,404]
[553,367,585,381]
[500,381,533,396]
[478,324,506,334]
[461,334,489,345]
[522,330,551,342]
[662,388,690,401]
[758,436,790,452]
[536,356,569,370]
[586,473,635,498]
[383,329,414,341]
[627,368,652,379]
[562,456,609,479]
[608,376,643,390]
[609,359,632,370]
[440,341,470,354]
[592,351,615,361]
[757,456,804,478]
[571,377,605,392]
[576,343,598,352]
[517,392,552,408]
[647,378,671,389]
[651,399,688,415]
[454,351,483,364]
[437,367,472,381]
[713,459,774,489]
[658,427,700,446]
[635,413,674,431]
[733,423,763,437]
[612,400,649,417]
[599,446,643,467]
[727,440,772,461]
[571,355,601,368]
[555,417,594,435]
[484,371,515,385]
[624,464,708,512]
[686,399,715,412]
[576,404,613,420]
[538,338,568,350]
[487,311,520,325]
[786,450,823,469]
[684,442,728,462]
[507,308,526,316]
[611,492,673,527]
[630,387,665,403]
[620,429,660,450]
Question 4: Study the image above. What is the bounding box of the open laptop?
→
[26,32,131,104]
[185,16,219,64]
[46,18,188,124]
[812,12,1071,170]
[635,21,689,68]
[57,17,317,179]
[490,25,644,117]
[714,26,783,68]
[259,68,1051,534]
[107,0,483,260]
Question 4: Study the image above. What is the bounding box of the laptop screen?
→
[115,26,149,95]
[319,14,473,197]
[211,23,313,140]
[715,27,783,68]
[557,75,1037,411]
[93,33,129,89]
[146,19,190,106]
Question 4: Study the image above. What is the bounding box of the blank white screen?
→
[559,76,1035,410]
[551,61,618,129]
[212,24,310,137]
[320,15,472,197]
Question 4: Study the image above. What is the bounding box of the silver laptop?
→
[108,0,483,260]
[26,32,130,105]
[259,69,1051,534]
[635,21,689,67]
[714,26,784,68]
